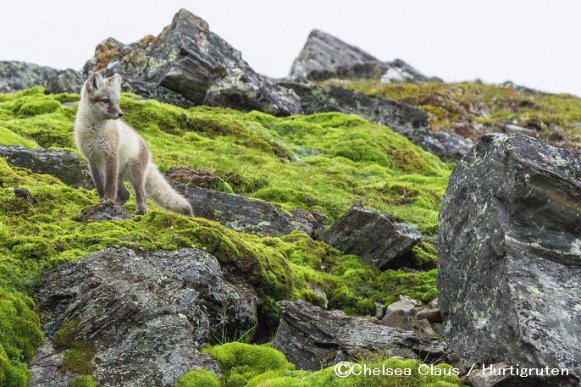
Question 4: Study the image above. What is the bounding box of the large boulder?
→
[0,146,92,188]
[289,30,432,83]
[0,61,83,93]
[319,204,422,270]
[282,82,472,160]
[30,247,257,386]
[82,9,302,116]
[438,133,581,385]
[171,181,319,237]
[272,300,447,371]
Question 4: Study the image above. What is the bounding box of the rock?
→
[83,9,301,116]
[79,202,133,221]
[31,247,256,386]
[319,204,422,270]
[289,30,431,83]
[416,308,442,324]
[438,133,581,383]
[13,186,32,201]
[282,82,472,160]
[381,296,420,330]
[171,181,317,237]
[0,61,83,93]
[272,300,447,371]
[166,166,226,191]
[0,146,92,188]
[503,124,537,137]
[307,283,328,309]
[415,319,437,337]
[373,302,386,320]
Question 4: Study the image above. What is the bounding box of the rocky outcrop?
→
[171,181,319,237]
[78,202,132,221]
[438,133,581,384]
[31,247,256,386]
[283,82,472,160]
[289,30,431,83]
[0,61,83,93]
[272,300,447,371]
[82,9,301,116]
[319,204,421,270]
[0,146,92,188]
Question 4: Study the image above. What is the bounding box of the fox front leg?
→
[104,154,119,202]
[89,162,106,199]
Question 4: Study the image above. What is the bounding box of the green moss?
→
[176,369,221,387]
[196,342,461,386]
[0,127,39,148]
[203,343,294,387]
[0,344,29,387]
[70,375,98,387]
[53,319,96,375]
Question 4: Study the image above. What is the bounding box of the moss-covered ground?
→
[177,342,460,386]
[0,87,451,385]
[341,80,581,150]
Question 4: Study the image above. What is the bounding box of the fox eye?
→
[100,98,109,103]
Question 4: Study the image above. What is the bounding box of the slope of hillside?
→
[0,87,450,385]
[341,80,581,151]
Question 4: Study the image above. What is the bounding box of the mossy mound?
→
[342,80,581,150]
[176,342,462,386]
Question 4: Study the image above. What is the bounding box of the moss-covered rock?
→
[176,369,221,387]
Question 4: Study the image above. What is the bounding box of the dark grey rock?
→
[0,146,92,188]
[319,204,422,270]
[171,181,318,237]
[79,202,132,221]
[438,133,581,384]
[272,300,447,371]
[282,82,472,160]
[31,247,256,386]
[0,61,83,93]
[13,186,32,201]
[82,9,301,116]
[289,30,432,83]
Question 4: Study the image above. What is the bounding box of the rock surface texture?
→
[31,247,256,386]
[272,300,447,371]
[289,30,431,83]
[319,204,421,270]
[81,9,301,115]
[171,181,318,237]
[0,146,92,188]
[0,61,83,93]
[438,133,581,385]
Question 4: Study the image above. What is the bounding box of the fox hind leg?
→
[116,178,130,205]
[129,164,147,215]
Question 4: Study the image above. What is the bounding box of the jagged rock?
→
[438,133,581,384]
[79,202,132,221]
[272,300,447,371]
[416,308,442,324]
[31,247,256,386]
[82,9,301,116]
[319,204,421,270]
[0,146,92,188]
[0,61,83,93]
[381,296,420,330]
[171,181,319,237]
[166,166,225,191]
[282,82,472,160]
[289,30,431,83]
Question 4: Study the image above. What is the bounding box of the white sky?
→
[0,0,578,95]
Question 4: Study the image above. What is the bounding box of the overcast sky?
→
[0,0,578,95]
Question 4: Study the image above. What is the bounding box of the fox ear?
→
[107,74,122,89]
[86,72,104,92]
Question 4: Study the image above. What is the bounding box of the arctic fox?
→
[74,72,193,216]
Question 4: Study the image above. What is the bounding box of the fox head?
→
[82,73,124,120]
